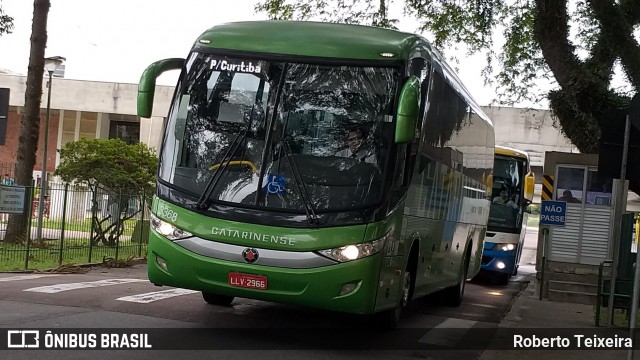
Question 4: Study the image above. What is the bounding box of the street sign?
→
[0,186,26,214]
[540,200,566,226]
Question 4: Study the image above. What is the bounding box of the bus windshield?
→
[159,52,398,212]
[488,155,526,230]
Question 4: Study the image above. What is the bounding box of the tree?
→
[255,0,640,192]
[0,0,14,36]
[54,138,158,247]
[5,0,50,244]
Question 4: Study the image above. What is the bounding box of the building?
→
[0,74,577,195]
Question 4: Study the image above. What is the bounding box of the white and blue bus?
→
[482,146,534,284]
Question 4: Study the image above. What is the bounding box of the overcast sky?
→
[0,0,542,108]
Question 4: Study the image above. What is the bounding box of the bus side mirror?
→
[524,171,535,202]
[395,76,420,144]
[485,172,494,190]
[138,58,185,118]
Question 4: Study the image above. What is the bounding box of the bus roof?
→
[195,21,418,62]
[495,145,529,160]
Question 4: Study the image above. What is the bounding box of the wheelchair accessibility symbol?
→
[265,175,286,195]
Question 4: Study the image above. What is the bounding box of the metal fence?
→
[0,162,15,180]
[0,182,150,271]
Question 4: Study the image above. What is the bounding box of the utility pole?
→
[626,93,640,360]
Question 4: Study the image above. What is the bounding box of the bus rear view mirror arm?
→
[138,58,185,118]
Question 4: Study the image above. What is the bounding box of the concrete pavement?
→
[480,227,636,359]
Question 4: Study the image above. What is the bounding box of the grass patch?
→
[596,306,640,327]
[0,218,138,236]
[0,240,147,271]
[527,214,540,228]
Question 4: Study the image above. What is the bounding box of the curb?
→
[498,274,535,329]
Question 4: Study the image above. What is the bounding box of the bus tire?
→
[202,292,234,306]
[442,247,470,307]
[495,272,510,285]
[377,270,411,330]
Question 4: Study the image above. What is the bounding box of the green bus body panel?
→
[148,233,382,314]
[401,216,484,298]
[195,21,419,61]
[153,197,389,251]
[149,197,411,314]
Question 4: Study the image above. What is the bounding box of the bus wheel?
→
[202,292,234,306]
[495,272,510,286]
[443,250,470,307]
[377,270,411,330]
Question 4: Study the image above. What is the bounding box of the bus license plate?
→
[228,272,268,290]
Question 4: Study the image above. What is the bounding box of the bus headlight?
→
[150,213,192,240]
[493,243,517,252]
[317,236,387,263]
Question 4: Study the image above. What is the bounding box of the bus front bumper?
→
[147,233,382,314]
[480,248,517,275]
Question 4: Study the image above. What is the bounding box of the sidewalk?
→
[479,273,636,360]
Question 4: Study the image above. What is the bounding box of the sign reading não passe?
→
[540,200,566,226]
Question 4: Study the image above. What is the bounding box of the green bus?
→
[138,21,495,328]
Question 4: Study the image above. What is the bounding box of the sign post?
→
[626,93,640,360]
[539,200,565,302]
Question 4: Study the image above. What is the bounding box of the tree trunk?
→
[5,0,50,244]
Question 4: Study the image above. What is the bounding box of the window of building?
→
[109,120,140,145]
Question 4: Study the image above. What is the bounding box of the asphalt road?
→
[0,229,539,360]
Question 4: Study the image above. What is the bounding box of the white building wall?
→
[482,106,578,168]
[1,74,174,154]
[1,74,582,173]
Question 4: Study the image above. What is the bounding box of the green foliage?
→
[54,139,157,247]
[254,0,398,28]
[254,0,640,161]
[528,204,540,215]
[0,1,14,36]
[54,138,157,195]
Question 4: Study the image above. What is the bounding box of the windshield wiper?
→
[280,139,319,225]
[195,127,249,210]
[255,62,288,205]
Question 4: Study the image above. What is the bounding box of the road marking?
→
[116,289,198,303]
[23,278,147,293]
[468,302,498,309]
[0,274,61,282]
[418,318,478,346]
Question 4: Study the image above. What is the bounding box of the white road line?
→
[468,302,498,309]
[116,289,199,303]
[23,278,147,293]
[418,318,478,346]
[0,274,61,282]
